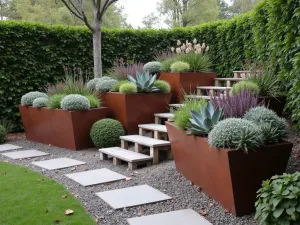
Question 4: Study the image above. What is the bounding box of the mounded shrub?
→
[86,78,102,90]
[230,81,260,95]
[161,58,178,72]
[244,106,288,141]
[32,97,48,108]
[153,80,171,93]
[208,118,264,152]
[85,95,101,108]
[170,61,190,73]
[21,92,48,106]
[47,94,66,109]
[60,94,90,111]
[119,83,138,94]
[95,79,118,92]
[90,119,125,148]
[143,61,162,74]
[0,125,7,143]
[111,80,130,92]
[255,172,300,225]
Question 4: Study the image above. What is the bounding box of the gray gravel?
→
[9,130,299,225]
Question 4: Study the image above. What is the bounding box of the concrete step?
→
[169,104,185,112]
[120,135,172,165]
[214,78,244,87]
[139,124,168,140]
[185,95,211,100]
[154,113,174,124]
[99,147,153,170]
[196,86,231,96]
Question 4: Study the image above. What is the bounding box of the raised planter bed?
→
[166,121,293,216]
[101,92,171,134]
[160,72,216,103]
[19,105,108,150]
[258,96,286,116]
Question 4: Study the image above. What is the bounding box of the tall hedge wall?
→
[0,0,300,130]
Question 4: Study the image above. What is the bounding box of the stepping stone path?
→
[32,157,86,170]
[65,168,127,186]
[96,184,172,209]
[1,150,49,159]
[127,209,212,225]
[0,144,22,152]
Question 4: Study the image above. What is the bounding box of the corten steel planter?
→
[160,72,216,103]
[166,122,293,216]
[19,105,108,150]
[101,92,171,134]
[258,96,286,116]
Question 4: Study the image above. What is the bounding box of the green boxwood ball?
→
[0,125,7,143]
[119,83,138,94]
[32,97,48,108]
[111,80,130,92]
[161,58,178,72]
[90,119,125,148]
[21,91,48,106]
[170,61,190,73]
[230,80,260,95]
[61,94,90,111]
[154,80,171,93]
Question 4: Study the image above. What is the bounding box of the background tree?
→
[142,13,160,28]
[217,0,232,19]
[230,0,260,15]
[157,0,220,27]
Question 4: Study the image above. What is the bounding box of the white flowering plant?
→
[171,39,209,55]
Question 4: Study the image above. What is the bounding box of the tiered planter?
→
[101,92,171,134]
[160,72,216,103]
[166,122,293,216]
[19,105,108,150]
[258,96,286,116]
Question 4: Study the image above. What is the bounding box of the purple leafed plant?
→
[154,50,176,62]
[111,59,144,79]
[211,89,263,118]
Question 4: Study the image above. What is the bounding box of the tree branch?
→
[98,0,118,21]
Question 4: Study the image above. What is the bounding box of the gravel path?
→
[1,130,299,225]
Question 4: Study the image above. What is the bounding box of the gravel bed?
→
[1,130,299,225]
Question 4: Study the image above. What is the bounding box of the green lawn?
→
[0,162,97,225]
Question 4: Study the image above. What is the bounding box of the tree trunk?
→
[93,23,102,78]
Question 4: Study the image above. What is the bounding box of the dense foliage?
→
[1,0,300,130]
[0,125,7,143]
[255,172,300,225]
[32,97,48,108]
[60,94,90,111]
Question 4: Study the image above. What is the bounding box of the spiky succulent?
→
[187,103,224,136]
[128,72,159,93]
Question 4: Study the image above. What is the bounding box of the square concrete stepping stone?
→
[127,209,212,225]
[96,184,171,209]
[0,144,22,152]
[2,150,49,159]
[65,168,127,186]
[32,157,86,170]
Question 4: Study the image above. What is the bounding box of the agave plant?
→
[128,72,159,93]
[187,103,224,136]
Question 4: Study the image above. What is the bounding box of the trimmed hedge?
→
[1,0,300,130]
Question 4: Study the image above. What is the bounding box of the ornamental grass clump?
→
[60,94,90,111]
[170,61,190,72]
[244,106,288,142]
[211,89,262,118]
[32,97,48,108]
[84,95,101,108]
[90,119,125,148]
[255,172,300,225]
[96,79,118,92]
[47,94,66,109]
[110,59,144,79]
[21,92,48,106]
[208,118,264,153]
[111,80,130,92]
[143,61,162,74]
[230,80,260,96]
[153,80,171,93]
[119,83,138,94]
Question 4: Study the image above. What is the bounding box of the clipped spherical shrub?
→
[161,58,178,72]
[90,119,125,148]
[85,95,101,108]
[21,91,48,106]
[208,118,264,152]
[96,79,118,92]
[230,81,260,95]
[47,94,66,109]
[0,125,7,143]
[119,83,138,94]
[61,94,90,111]
[86,77,112,90]
[111,80,130,92]
[170,61,190,72]
[244,106,288,141]
[154,80,171,93]
[32,97,48,108]
[143,61,162,74]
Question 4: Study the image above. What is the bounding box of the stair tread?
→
[169,104,185,108]
[214,78,244,81]
[197,86,231,90]
[139,124,167,133]
[120,135,170,147]
[99,147,152,162]
[154,113,174,118]
[186,95,211,100]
